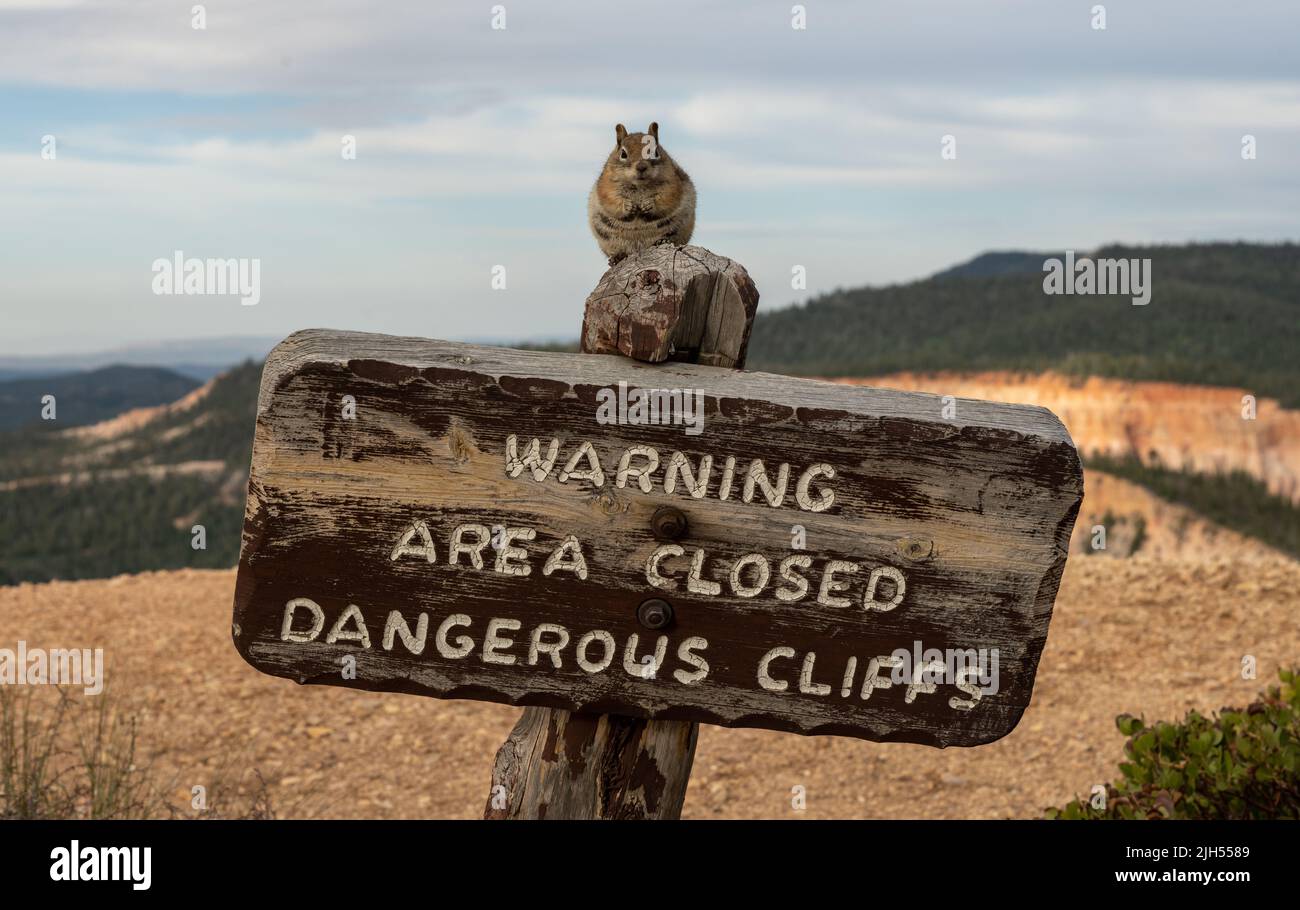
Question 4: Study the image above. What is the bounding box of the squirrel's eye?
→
[619,148,628,160]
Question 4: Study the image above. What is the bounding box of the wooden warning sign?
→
[232,328,1082,747]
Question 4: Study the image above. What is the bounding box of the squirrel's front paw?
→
[607,254,627,267]
[654,237,678,247]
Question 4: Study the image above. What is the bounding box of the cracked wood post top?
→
[581,244,759,368]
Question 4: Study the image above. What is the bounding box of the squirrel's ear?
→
[648,122,659,141]
[615,124,627,143]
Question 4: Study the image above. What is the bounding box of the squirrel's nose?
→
[635,160,649,173]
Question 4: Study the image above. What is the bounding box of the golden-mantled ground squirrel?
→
[588,122,695,265]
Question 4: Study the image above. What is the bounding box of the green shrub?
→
[1048,668,1300,819]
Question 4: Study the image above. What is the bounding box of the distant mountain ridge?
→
[0,333,575,382]
[930,250,1065,281]
[0,335,281,382]
[0,365,199,432]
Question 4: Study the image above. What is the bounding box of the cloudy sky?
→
[2,0,1297,355]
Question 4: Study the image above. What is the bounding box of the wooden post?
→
[484,244,759,820]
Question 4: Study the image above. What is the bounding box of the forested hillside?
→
[745,242,1300,406]
[1086,454,1300,559]
[0,362,259,584]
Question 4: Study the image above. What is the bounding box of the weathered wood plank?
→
[233,329,1082,747]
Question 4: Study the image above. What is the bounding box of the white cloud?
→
[2,1,1299,353]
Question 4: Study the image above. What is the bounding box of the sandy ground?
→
[2,556,1297,819]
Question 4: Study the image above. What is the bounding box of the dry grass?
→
[0,684,302,819]
[1,686,161,819]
